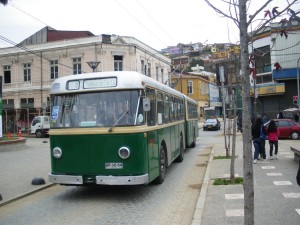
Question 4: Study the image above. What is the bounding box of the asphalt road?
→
[0,131,214,225]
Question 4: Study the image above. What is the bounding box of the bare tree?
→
[204,0,298,224]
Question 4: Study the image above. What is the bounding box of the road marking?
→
[282,193,300,198]
[226,209,244,217]
[266,173,282,176]
[261,166,276,169]
[225,194,244,199]
[273,181,293,185]
[296,209,300,215]
[285,155,294,158]
[279,152,291,155]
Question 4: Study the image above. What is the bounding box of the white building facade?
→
[0,28,171,133]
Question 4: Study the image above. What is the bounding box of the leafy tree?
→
[204,1,298,224]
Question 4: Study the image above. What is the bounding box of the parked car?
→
[264,119,300,140]
[203,117,221,131]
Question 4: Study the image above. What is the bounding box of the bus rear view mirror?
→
[143,98,150,112]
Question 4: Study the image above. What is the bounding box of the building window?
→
[3,65,11,83]
[20,98,34,108]
[50,60,58,80]
[147,63,151,77]
[188,81,193,94]
[23,63,31,82]
[254,46,271,74]
[73,58,82,74]
[141,60,145,75]
[161,69,164,83]
[156,66,159,81]
[114,55,123,71]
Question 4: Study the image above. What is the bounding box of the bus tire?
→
[175,136,184,162]
[153,146,166,184]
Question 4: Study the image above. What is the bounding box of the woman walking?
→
[267,120,279,159]
[252,117,267,164]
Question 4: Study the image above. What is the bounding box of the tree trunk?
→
[239,1,254,224]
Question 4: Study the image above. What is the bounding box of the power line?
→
[114,0,169,47]
[134,0,176,44]
[8,2,49,26]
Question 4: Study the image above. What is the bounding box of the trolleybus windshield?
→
[51,90,145,128]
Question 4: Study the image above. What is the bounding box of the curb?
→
[0,138,27,152]
[191,144,214,225]
[0,183,56,207]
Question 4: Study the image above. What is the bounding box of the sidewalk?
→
[193,132,300,225]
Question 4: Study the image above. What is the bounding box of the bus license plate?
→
[105,162,123,169]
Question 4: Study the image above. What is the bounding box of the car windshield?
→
[206,119,216,123]
[51,90,145,128]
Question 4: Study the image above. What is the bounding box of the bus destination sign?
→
[84,78,117,89]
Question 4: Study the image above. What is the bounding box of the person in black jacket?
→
[252,117,267,164]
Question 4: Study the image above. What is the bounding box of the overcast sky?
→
[0,0,297,50]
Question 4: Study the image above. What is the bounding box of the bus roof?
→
[51,71,185,99]
[183,95,197,105]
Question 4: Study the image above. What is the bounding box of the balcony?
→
[20,103,34,108]
[256,64,272,74]
[2,104,14,109]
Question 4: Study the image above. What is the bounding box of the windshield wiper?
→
[108,111,128,132]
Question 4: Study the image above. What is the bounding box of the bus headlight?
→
[53,147,62,158]
[118,147,130,159]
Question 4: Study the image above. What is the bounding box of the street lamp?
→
[87,61,100,72]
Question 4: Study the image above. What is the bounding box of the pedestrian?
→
[267,119,279,160]
[277,111,283,119]
[297,160,300,186]
[252,117,267,164]
[262,113,269,124]
[17,119,22,132]
[237,113,242,132]
[8,119,14,133]
[294,113,299,123]
[251,113,256,125]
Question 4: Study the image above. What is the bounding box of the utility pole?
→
[219,65,229,156]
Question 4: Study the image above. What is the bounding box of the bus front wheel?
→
[153,146,166,184]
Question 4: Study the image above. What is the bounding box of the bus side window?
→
[157,92,164,125]
[164,95,170,123]
[146,88,156,126]
[169,96,174,122]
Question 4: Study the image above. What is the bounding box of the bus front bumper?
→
[48,173,149,185]
[49,173,83,185]
[96,174,149,185]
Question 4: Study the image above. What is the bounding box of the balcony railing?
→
[2,104,14,109]
[256,64,272,74]
[20,103,34,108]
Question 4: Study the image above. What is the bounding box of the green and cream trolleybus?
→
[49,71,198,185]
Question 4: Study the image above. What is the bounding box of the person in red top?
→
[267,120,279,160]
